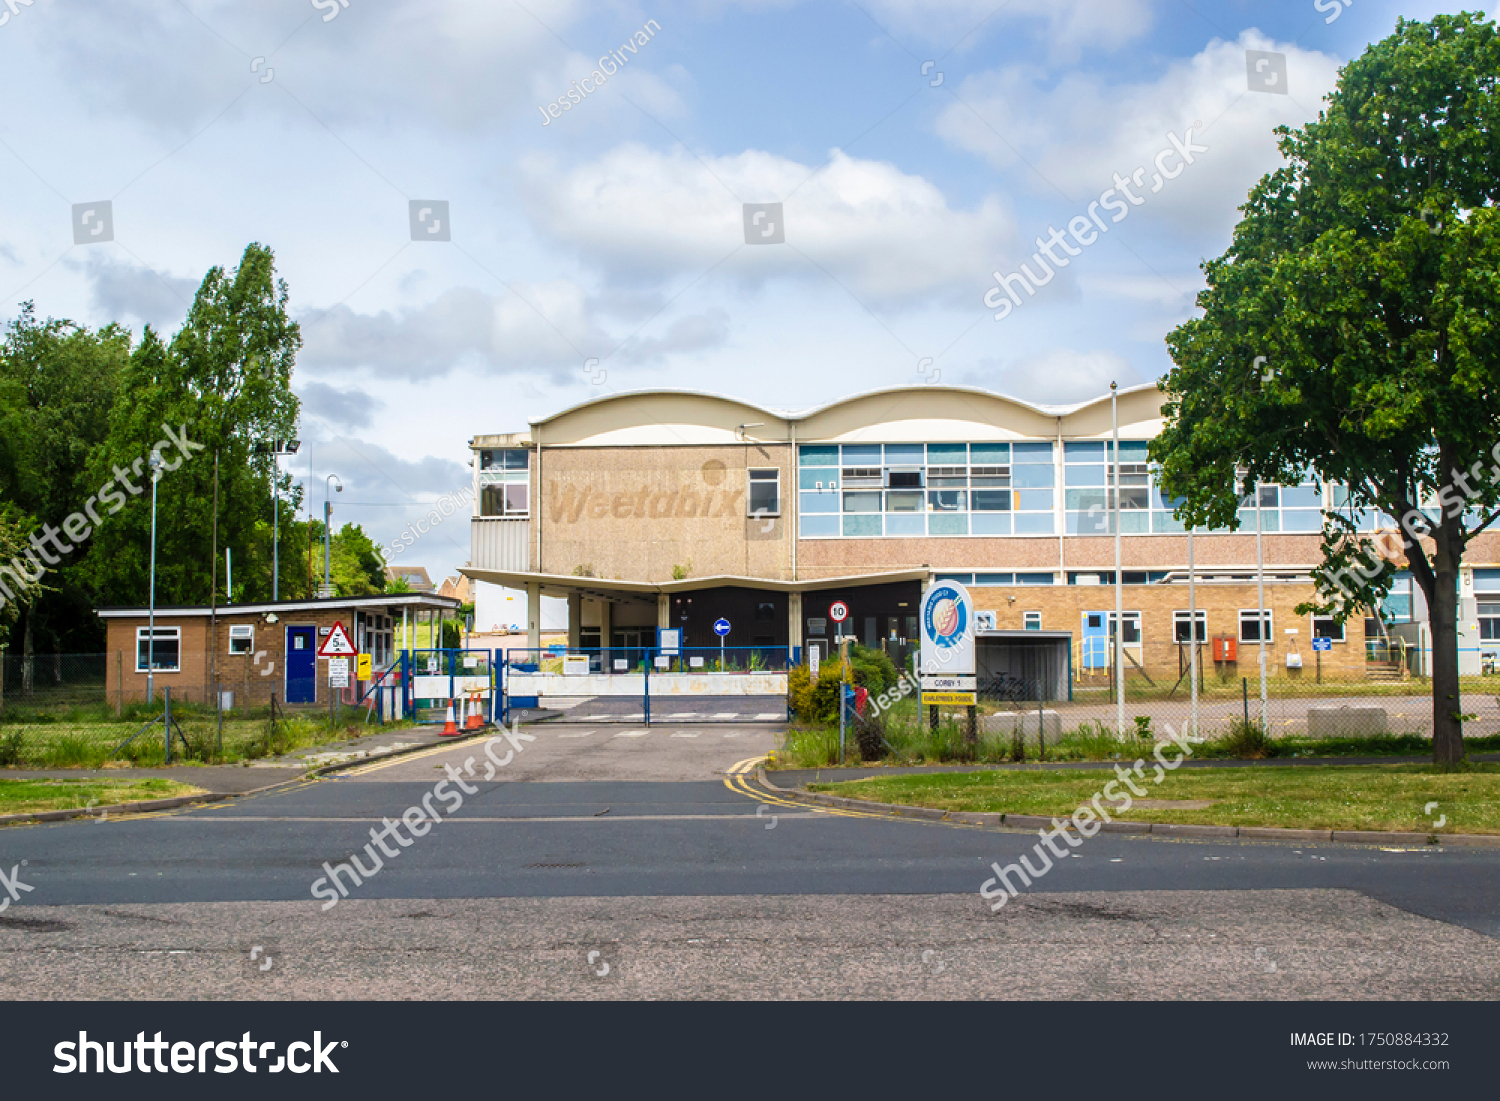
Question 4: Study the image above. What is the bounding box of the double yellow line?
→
[721,757,915,823]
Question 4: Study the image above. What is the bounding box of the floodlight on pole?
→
[147,450,163,703]
[256,439,300,601]
[324,474,343,595]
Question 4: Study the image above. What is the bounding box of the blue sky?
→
[0,0,1489,583]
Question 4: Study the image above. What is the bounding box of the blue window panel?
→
[841,444,882,464]
[1382,593,1412,622]
[1152,511,1186,533]
[929,489,967,512]
[1238,509,1280,532]
[1475,569,1500,591]
[975,572,1014,585]
[1064,441,1106,458]
[1012,465,1055,489]
[1120,511,1149,533]
[929,513,968,536]
[1065,488,1107,511]
[970,443,1010,464]
[1017,572,1055,585]
[843,491,882,513]
[1016,489,1054,511]
[1012,442,1053,462]
[1065,465,1107,487]
[970,489,1010,512]
[1068,511,1112,535]
[1118,440,1150,461]
[926,443,968,463]
[884,513,926,536]
[1281,484,1322,508]
[1281,509,1322,532]
[800,468,840,491]
[799,445,838,467]
[1156,490,1186,510]
[936,573,974,584]
[884,444,925,464]
[799,493,839,514]
[842,514,882,537]
[799,514,839,537]
[970,513,1012,536]
[1015,513,1055,535]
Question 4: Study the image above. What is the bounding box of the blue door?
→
[1081,611,1109,671]
[286,626,317,703]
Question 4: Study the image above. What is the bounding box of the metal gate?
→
[502,646,790,724]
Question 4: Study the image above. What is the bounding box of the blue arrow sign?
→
[1311,637,1332,652]
[713,618,731,637]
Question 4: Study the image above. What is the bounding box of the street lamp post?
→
[255,440,301,601]
[147,450,163,703]
[323,474,343,596]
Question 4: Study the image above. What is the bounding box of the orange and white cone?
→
[467,691,484,729]
[441,698,459,736]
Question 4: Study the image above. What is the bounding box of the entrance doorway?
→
[286,625,317,703]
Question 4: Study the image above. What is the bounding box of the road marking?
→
[338,737,486,776]
[669,732,699,738]
[721,732,745,738]
[662,713,696,719]
[711,713,738,720]
[752,712,784,721]
[614,731,647,738]
[557,732,593,739]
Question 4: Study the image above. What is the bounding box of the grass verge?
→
[809,763,1500,834]
[0,777,206,816]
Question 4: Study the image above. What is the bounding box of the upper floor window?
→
[748,469,780,517]
[480,448,529,471]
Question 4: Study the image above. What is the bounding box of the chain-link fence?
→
[786,639,1500,767]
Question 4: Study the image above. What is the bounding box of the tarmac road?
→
[2,722,1498,999]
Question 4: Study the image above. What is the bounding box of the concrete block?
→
[1307,705,1388,738]
[984,709,1064,745]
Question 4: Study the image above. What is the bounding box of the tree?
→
[1152,13,1500,766]
[328,523,386,597]
[85,244,302,609]
[0,304,131,652]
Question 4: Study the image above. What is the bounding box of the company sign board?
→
[920,579,976,705]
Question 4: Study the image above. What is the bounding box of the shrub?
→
[1216,718,1278,759]
[0,731,23,767]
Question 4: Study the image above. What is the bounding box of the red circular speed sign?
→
[830,601,849,622]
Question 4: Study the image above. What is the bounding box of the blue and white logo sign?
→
[920,580,974,675]
[1311,636,1332,652]
[713,618,731,637]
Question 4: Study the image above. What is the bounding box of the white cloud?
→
[297,282,607,380]
[937,31,1343,237]
[967,347,1138,404]
[521,143,1018,307]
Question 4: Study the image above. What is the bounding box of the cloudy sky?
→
[0,0,1485,584]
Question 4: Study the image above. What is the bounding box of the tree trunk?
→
[20,608,33,698]
[1430,534,1465,767]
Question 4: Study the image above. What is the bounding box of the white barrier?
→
[507,671,788,698]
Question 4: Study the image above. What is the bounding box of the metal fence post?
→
[163,686,172,765]
[643,647,651,725]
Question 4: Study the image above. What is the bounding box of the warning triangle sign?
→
[318,621,358,657]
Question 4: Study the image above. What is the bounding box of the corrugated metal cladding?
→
[470,518,530,571]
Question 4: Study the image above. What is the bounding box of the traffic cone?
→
[441,698,459,736]
[466,691,484,730]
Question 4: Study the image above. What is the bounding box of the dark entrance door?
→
[286,626,317,703]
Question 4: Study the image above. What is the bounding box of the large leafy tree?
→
[0,305,130,652]
[1153,13,1500,766]
[87,244,302,610]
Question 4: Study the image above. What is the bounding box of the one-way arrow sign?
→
[317,621,357,657]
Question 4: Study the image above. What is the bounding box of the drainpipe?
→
[1055,415,1065,583]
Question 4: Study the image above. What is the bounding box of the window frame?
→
[228,624,255,655]
[1023,611,1042,631]
[1173,610,1207,643]
[1311,615,1345,643]
[1239,608,1273,643]
[136,626,182,673]
[747,469,780,518]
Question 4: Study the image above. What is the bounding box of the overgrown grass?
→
[809,762,1500,834]
[0,777,205,815]
[771,706,1500,769]
[0,707,418,769]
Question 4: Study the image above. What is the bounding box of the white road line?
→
[721,732,745,738]
[669,732,699,738]
[711,713,738,720]
[614,731,648,737]
[662,713,696,719]
[556,732,592,739]
[752,712,784,720]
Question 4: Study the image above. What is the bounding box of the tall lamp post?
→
[255,439,301,601]
[323,474,343,596]
[147,450,163,703]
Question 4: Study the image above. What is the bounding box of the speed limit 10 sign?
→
[830,601,849,622]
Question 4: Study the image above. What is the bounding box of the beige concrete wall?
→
[535,444,793,582]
